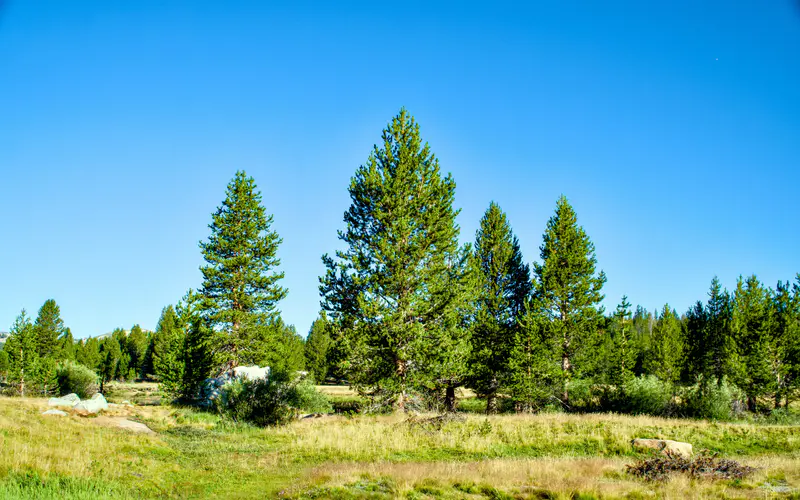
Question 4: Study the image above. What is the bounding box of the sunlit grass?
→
[1,395,798,498]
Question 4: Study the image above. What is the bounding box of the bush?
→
[681,378,744,420]
[214,371,331,426]
[56,361,99,399]
[620,375,674,416]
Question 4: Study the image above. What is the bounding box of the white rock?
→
[632,438,693,458]
[48,393,80,407]
[74,393,109,414]
[42,409,68,417]
[233,365,270,381]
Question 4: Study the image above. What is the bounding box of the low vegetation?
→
[1,394,799,499]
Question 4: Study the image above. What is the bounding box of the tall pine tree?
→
[533,195,606,406]
[705,276,735,385]
[198,171,288,373]
[320,109,472,410]
[33,299,64,360]
[468,202,531,413]
[645,304,684,383]
[152,305,185,396]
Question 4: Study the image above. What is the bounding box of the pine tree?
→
[320,109,472,410]
[645,304,684,383]
[76,337,102,372]
[682,301,707,383]
[152,305,185,396]
[33,299,65,360]
[533,195,606,406]
[5,310,39,396]
[469,202,531,413]
[199,171,288,373]
[705,276,735,385]
[111,329,131,380]
[773,276,800,407]
[99,338,121,392]
[126,324,149,379]
[59,328,76,362]
[508,300,560,412]
[606,296,634,386]
[305,313,333,383]
[0,350,9,382]
[731,275,774,411]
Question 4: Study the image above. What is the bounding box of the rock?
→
[42,409,68,417]
[233,365,270,381]
[48,393,80,407]
[632,438,693,458]
[116,419,154,434]
[74,393,109,414]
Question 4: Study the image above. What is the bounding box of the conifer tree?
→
[731,275,774,411]
[320,109,472,410]
[305,313,333,383]
[645,304,684,383]
[5,310,39,396]
[76,337,102,372]
[99,338,121,392]
[533,195,606,406]
[606,296,634,385]
[508,300,560,412]
[0,350,9,382]
[126,324,149,378]
[682,301,707,383]
[773,276,800,407]
[199,171,288,373]
[34,299,64,360]
[152,305,185,395]
[704,276,735,385]
[469,202,531,413]
[59,328,76,362]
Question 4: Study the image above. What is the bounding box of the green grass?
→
[2,395,799,499]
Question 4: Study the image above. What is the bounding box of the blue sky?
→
[1,1,798,338]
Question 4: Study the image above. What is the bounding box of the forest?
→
[2,109,799,424]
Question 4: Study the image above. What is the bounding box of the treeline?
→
[3,109,798,421]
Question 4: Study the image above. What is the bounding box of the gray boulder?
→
[48,393,80,407]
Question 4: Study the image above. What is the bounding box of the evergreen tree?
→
[731,275,774,411]
[152,305,185,396]
[126,324,149,379]
[59,328,76,362]
[305,313,333,383]
[605,296,634,386]
[320,109,472,410]
[468,202,531,413]
[630,306,654,375]
[0,349,9,382]
[199,171,288,373]
[110,329,130,380]
[773,276,800,407]
[33,299,65,360]
[682,301,707,383]
[99,338,121,392]
[705,276,735,384]
[533,195,606,406]
[645,304,684,383]
[181,317,214,400]
[5,310,39,396]
[508,300,559,412]
[76,337,102,372]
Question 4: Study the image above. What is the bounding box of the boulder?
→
[233,365,270,381]
[48,393,80,407]
[632,438,693,458]
[42,409,68,417]
[74,393,109,414]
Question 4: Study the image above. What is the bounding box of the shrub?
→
[620,375,674,416]
[681,378,744,420]
[56,361,99,399]
[214,371,331,426]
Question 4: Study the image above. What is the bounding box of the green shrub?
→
[621,375,674,416]
[214,371,331,426]
[681,378,744,420]
[56,361,99,399]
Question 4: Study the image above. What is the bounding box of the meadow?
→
[0,385,799,499]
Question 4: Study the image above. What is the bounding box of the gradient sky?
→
[1,1,798,338]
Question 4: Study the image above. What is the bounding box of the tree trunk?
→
[774,391,782,410]
[486,392,497,414]
[747,395,757,413]
[444,386,457,413]
[395,359,407,412]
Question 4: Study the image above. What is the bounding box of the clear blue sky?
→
[1,1,798,338]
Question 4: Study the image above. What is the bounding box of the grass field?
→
[0,391,799,499]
